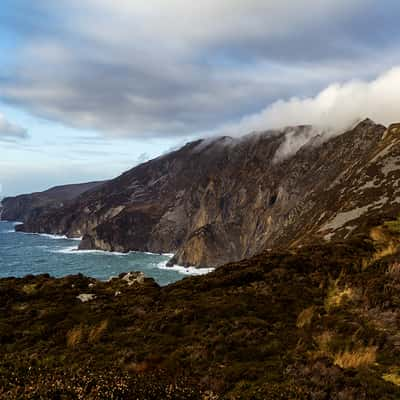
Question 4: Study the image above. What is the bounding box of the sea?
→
[0,220,213,286]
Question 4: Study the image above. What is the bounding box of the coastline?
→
[2,221,215,278]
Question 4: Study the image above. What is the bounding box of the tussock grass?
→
[370,227,389,242]
[325,282,358,312]
[365,220,400,268]
[89,320,108,343]
[296,306,315,328]
[22,284,37,295]
[334,346,377,369]
[384,217,400,234]
[383,370,400,386]
[373,243,398,261]
[387,262,400,277]
[314,331,334,354]
[66,325,84,347]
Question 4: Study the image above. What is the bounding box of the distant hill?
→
[0,181,106,223]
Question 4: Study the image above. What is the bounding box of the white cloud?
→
[220,67,400,136]
[3,0,395,138]
[0,113,27,140]
[71,0,366,46]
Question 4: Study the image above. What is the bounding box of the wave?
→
[52,246,132,256]
[41,233,82,241]
[0,220,23,225]
[18,231,82,241]
[53,246,79,254]
[52,247,174,258]
[0,221,23,226]
[156,262,214,276]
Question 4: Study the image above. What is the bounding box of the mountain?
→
[5,119,400,267]
[0,181,106,223]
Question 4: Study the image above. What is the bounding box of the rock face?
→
[0,181,105,223]
[8,119,400,267]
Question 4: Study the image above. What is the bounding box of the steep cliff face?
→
[10,119,400,267]
[0,181,105,223]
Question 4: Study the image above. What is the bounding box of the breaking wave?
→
[156,262,215,276]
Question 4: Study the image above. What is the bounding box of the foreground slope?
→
[8,119,400,267]
[1,216,400,399]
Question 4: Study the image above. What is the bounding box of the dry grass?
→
[66,325,84,347]
[374,243,398,261]
[366,224,400,269]
[325,284,358,312]
[296,306,315,328]
[88,320,108,343]
[387,262,400,278]
[315,331,334,354]
[22,284,37,295]
[334,346,377,369]
[362,243,399,270]
[383,370,400,386]
[370,227,388,242]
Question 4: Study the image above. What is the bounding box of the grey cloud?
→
[0,112,28,140]
[1,0,400,137]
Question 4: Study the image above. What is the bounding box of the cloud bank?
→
[220,67,400,137]
[0,112,27,140]
[2,0,400,137]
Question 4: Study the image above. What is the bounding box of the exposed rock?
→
[8,119,400,267]
[76,293,96,303]
[120,272,146,286]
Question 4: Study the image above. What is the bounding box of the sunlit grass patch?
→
[383,369,400,386]
[325,282,359,312]
[89,320,108,343]
[384,217,400,234]
[334,346,377,369]
[387,262,400,278]
[22,284,37,295]
[66,325,84,347]
[296,306,315,328]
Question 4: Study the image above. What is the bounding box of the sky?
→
[1,1,400,196]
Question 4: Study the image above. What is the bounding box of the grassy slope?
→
[1,226,400,399]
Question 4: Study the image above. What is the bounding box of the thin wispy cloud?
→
[0,112,28,141]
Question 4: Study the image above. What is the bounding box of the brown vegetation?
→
[1,234,400,398]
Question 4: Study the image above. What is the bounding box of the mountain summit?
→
[4,119,400,268]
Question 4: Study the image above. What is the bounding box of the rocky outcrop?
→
[11,119,400,267]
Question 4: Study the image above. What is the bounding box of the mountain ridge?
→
[0,181,106,223]
[4,119,400,268]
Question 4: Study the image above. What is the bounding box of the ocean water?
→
[0,221,213,286]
